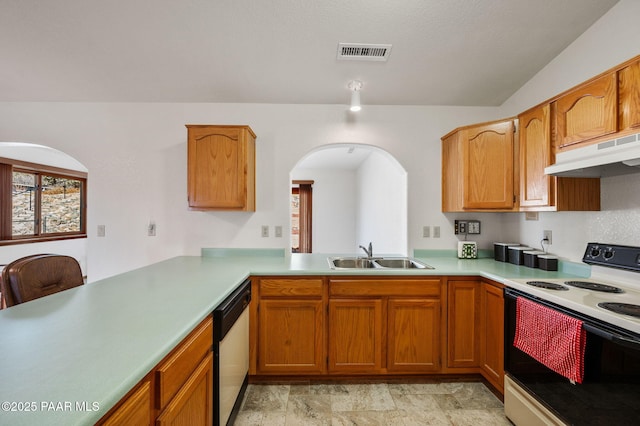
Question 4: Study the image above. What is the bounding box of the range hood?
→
[545,132,640,177]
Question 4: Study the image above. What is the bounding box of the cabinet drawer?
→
[259,278,324,297]
[100,380,151,426]
[329,279,441,297]
[157,352,214,426]
[156,316,213,409]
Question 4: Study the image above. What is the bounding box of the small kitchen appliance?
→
[457,241,477,259]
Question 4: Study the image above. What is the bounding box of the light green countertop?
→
[0,250,588,425]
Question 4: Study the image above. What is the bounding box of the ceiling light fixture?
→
[348,80,363,112]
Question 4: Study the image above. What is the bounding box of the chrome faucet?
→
[359,242,373,258]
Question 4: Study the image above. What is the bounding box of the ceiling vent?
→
[337,43,392,61]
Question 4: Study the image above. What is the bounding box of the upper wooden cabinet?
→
[186,125,256,211]
[519,104,552,208]
[519,104,600,211]
[553,55,640,153]
[442,119,516,212]
[619,58,640,131]
[554,72,618,151]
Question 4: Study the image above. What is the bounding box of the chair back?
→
[0,254,84,307]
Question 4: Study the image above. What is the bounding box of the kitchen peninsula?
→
[0,250,587,425]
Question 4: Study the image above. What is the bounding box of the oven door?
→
[504,288,640,425]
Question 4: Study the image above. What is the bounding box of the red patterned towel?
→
[514,296,586,383]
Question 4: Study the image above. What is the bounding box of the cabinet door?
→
[463,120,515,209]
[101,381,151,426]
[388,298,441,372]
[258,299,325,374]
[187,125,255,210]
[447,281,480,368]
[519,105,553,207]
[156,352,214,426]
[441,131,464,212]
[480,282,504,393]
[328,299,383,373]
[619,59,640,131]
[555,72,617,150]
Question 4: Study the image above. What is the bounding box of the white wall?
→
[3,2,636,277]
[355,151,407,255]
[290,168,358,253]
[0,103,502,280]
[498,0,640,262]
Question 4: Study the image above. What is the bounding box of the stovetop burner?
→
[598,302,640,318]
[565,280,624,293]
[525,281,569,291]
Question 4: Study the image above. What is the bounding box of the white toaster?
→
[457,241,478,259]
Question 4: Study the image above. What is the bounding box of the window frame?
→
[0,156,87,245]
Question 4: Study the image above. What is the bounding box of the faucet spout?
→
[359,242,373,258]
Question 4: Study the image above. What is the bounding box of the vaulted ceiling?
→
[0,0,619,106]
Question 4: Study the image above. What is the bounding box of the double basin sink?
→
[328,256,433,270]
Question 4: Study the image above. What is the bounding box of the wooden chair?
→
[0,254,84,308]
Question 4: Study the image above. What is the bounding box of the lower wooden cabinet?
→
[258,298,325,374]
[446,278,505,392]
[252,277,326,375]
[97,316,214,426]
[101,380,152,426]
[328,298,384,373]
[328,278,442,375]
[249,274,504,394]
[387,298,441,372]
[480,280,505,393]
[156,353,214,426]
[447,279,481,368]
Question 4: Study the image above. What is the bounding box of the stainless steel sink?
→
[329,257,376,269]
[373,258,432,269]
[328,256,433,270]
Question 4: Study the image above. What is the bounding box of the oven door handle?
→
[582,323,640,350]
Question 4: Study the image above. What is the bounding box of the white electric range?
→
[504,268,640,334]
[502,242,640,426]
[503,242,640,334]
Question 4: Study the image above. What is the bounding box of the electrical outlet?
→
[261,225,269,238]
[543,230,552,245]
[433,226,440,238]
[275,226,282,238]
[423,226,430,238]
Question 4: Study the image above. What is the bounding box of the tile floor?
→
[234,380,512,425]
